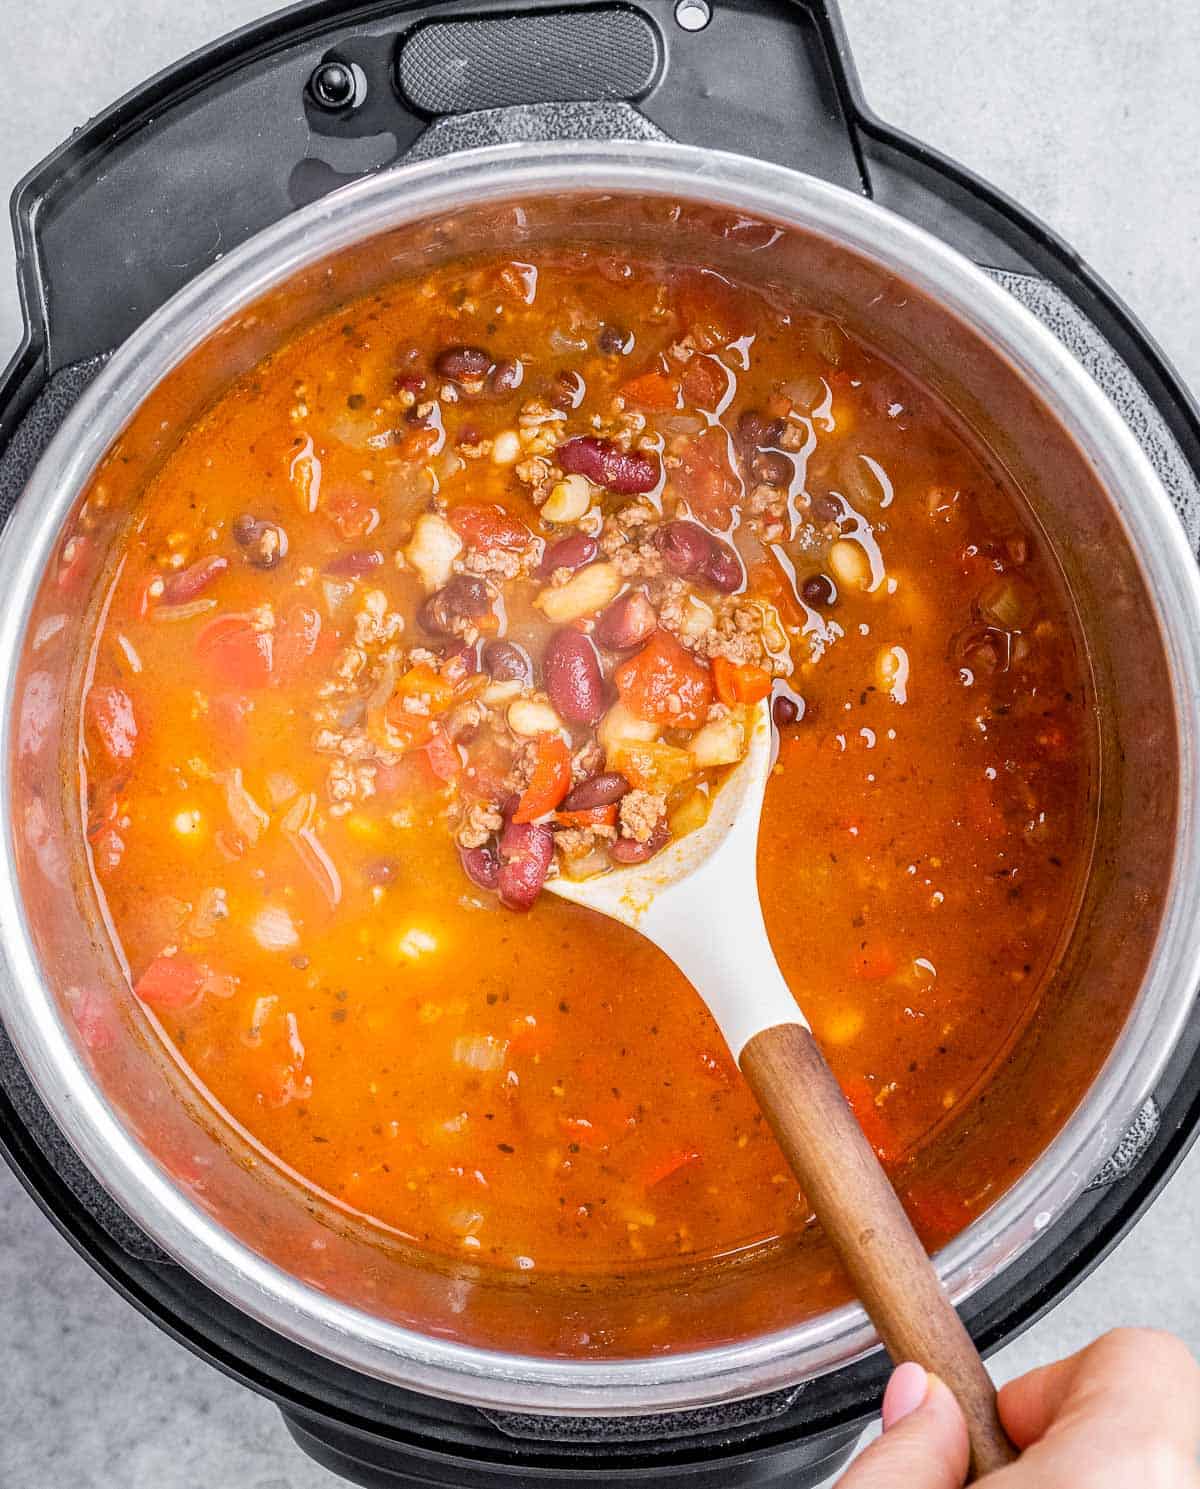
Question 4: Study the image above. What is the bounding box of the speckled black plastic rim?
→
[1,142,1198,1414]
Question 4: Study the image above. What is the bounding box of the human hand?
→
[835,1328,1200,1487]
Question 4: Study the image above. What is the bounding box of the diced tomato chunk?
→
[135,955,205,1010]
[324,487,379,540]
[395,662,455,714]
[674,269,753,351]
[553,804,618,830]
[423,726,462,784]
[902,1179,970,1246]
[613,630,713,729]
[508,1015,553,1057]
[620,371,679,411]
[851,943,898,981]
[86,686,138,761]
[559,1115,609,1150]
[462,736,515,800]
[448,503,532,551]
[273,603,323,684]
[840,1075,904,1165]
[382,700,436,752]
[197,616,273,690]
[56,534,90,591]
[643,1147,702,1188]
[681,354,727,409]
[672,428,739,527]
[711,656,771,706]
[513,735,572,823]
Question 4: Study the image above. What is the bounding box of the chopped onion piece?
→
[152,598,218,623]
[245,994,278,1045]
[216,767,269,846]
[252,905,299,952]
[452,1034,509,1071]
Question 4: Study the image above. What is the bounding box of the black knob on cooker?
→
[308,60,357,111]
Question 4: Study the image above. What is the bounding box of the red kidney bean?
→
[562,772,630,811]
[497,822,554,910]
[557,436,658,494]
[654,522,743,593]
[537,532,598,578]
[419,576,492,635]
[460,843,501,892]
[594,589,657,651]
[655,520,713,577]
[489,358,524,395]
[543,630,607,726]
[324,548,384,577]
[162,555,228,603]
[811,494,843,525]
[701,539,744,593]
[482,639,532,685]
[801,572,835,607]
[610,819,671,865]
[434,345,492,383]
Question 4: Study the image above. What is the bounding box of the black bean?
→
[419,576,492,635]
[550,370,586,411]
[597,324,632,355]
[772,695,799,728]
[435,345,492,383]
[490,358,524,395]
[232,515,288,570]
[753,450,793,487]
[482,640,532,685]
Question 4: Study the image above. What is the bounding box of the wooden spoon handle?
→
[740,1021,1017,1480]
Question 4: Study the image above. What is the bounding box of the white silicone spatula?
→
[548,700,1015,1480]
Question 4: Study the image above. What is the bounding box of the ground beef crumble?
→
[618,789,667,843]
[457,800,504,849]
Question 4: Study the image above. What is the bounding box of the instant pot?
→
[2,3,1200,1485]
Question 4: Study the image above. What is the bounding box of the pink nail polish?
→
[882,1362,929,1430]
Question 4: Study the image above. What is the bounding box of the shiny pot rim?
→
[1,141,1198,1415]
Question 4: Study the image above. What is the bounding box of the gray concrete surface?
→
[1,2,1198,1485]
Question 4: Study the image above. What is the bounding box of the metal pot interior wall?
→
[6,182,1176,1382]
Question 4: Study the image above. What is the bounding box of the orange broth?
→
[77,248,1093,1277]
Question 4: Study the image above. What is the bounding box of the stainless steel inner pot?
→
[2,142,1199,1414]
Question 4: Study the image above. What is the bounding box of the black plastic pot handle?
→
[2,0,866,386]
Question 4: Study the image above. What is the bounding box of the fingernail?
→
[882,1362,929,1430]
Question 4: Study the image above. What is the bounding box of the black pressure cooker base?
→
[3,3,1200,1486]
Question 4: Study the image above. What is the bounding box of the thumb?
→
[837,1365,971,1489]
